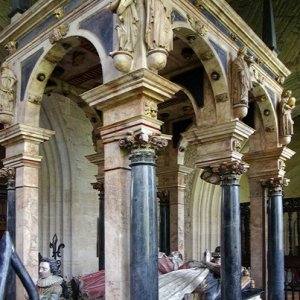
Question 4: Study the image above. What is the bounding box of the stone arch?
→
[248,83,279,151]
[20,33,105,127]
[172,23,229,105]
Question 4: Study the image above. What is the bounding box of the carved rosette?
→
[119,132,168,152]
[201,162,248,185]
[262,177,289,195]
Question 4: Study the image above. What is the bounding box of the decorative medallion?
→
[49,24,69,44]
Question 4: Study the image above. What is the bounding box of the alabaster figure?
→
[109,0,139,52]
[0,62,17,113]
[37,258,63,300]
[279,90,296,144]
[231,47,252,107]
[145,0,173,52]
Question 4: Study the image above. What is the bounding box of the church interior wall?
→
[39,93,99,278]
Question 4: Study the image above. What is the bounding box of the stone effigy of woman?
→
[108,0,139,52]
[0,62,17,113]
[145,0,173,52]
[278,90,296,144]
[231,47,252,107]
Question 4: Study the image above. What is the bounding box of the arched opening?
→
[28,36,104,277]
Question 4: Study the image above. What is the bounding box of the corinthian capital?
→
[201,162,248,185]
[119,132,168,152]
[0,167,15,179]
[262,177,289,195]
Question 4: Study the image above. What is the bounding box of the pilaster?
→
[0,123,54,299]
[243,147,295,291]
[157,165,193,256]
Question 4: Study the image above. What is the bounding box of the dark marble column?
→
[158,190,170,255]
[130,148,158,300]
[267,178,286,300]
[220,172,242,300]
[201,162,247,300]
[92,181,105,271]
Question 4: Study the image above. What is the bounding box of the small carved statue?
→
[109,0,139,52]
[145,0,173,51]
[231,47,252,106]
[37,258,63,300]
[0,62,17,112]
[278,90,296,138]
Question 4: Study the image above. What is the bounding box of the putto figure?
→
[37,258,63,300]
[278,89,296,145]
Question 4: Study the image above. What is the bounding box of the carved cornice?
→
[119,132,168,152]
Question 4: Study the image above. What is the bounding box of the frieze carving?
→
[144,101,157,118]
[232,140,241,152]
[27,94,42,105]
[187,15,208,37]
[0,167,15,179]
[215,93,228,102]
[4,41,17,55]
[201,162,248,185]
[119,132,168,151]
[49,24,69,44]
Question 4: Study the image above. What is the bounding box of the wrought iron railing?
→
[0,231,39,300]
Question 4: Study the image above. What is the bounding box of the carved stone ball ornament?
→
[119,131,168,152]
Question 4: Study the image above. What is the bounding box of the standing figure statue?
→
[278,90,296,145]
[109,0,139,52]
[37,258,63,300]
[145,0,173,52]
[0,62,17,113]
[231,47,252,107]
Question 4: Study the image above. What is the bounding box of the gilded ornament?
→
[200,51,214,61]
[54,7,64,20]
[4,41,17,55]
[276,76,285,85]
[49,24,69,44]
